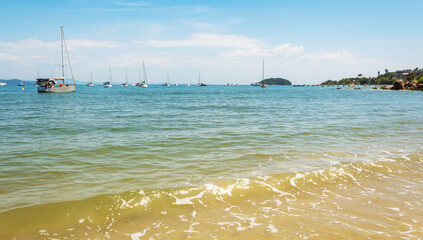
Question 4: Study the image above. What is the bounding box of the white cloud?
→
[222,43,305,57]
[301,50,375,64]
[141,33,262,48]
[116,1,152,7]
[0,53,18,61]
[0,39,55,52]
[67,39,122,48]
[0,33,381,84]
[0,39,121,52]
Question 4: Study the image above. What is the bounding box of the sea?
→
[0,84,422,239]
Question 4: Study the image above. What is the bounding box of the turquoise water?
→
[0,85,422,239]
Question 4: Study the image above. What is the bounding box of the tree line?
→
[321,68,423,86]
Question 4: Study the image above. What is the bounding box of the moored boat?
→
[121,68,129,87]
[104,65,113,88]
[87,72,95,86]
[162,72,170,86]
[197,72,207,86]
[259,59,267,88]
[38,27,76,93]
[138,60,148,88]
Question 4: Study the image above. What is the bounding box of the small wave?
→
[1,152,423,239]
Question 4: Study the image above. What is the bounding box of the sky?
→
[0,0,422,84]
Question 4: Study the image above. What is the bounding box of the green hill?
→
[259,78,292,85]
[321,67,423,86]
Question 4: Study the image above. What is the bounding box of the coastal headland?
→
[321,68,423,91]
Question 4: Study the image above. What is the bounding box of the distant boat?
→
[197,72,207,87]
[138,60,148,88]
[37,27,76,93]
[121,68,129,87]
[250,82,261,86]
[18,80,26,86]
[260,59,267,88]
[186,83,190,86]
[87,72,95,86]
[162,72,170,86]
[104,65,113,88]
[0,82,6,86]
[174,83,178,86]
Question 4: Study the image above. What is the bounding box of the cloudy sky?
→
[0,0,422,84]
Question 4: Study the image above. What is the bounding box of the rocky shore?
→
[391,80,423,91]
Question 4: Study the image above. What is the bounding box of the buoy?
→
[21,88,24,90]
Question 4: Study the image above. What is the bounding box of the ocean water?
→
[0,85,422,239]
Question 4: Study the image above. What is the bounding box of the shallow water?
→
[0,85,422,239]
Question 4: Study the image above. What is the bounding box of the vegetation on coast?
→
[321,68,423,86]
[321,68,423,90]
[259,78,292,85]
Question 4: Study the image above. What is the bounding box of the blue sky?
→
[0,0,422,84]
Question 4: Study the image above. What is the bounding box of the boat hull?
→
[38,85,75,93]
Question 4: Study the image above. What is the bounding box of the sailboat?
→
[162,72,170,86]
[121,68,129,87]
[197,72,207,86]
[104,65,113,87]
[37,27,76,93]
[138,60,148,88]
[260,59,267,88]
[87,72,95,86]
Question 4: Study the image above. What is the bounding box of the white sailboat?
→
[197,71,207,86]
[260,59,267,88]
[87,72,94,86]
[104,65,113,87]
[138,60,148,88]
[162,72,170,86]
[37,27,76,93]
[121,68,129,87]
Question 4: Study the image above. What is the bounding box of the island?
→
[259,78,292,85]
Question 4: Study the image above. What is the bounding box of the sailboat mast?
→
[167,72,169,84]
[125,67,128,84]
[62,27,75,85]
[198,71,200,84]
[61,27,64,79]
[262,59,264,81]
[143,60,147,84]
[90,72,93,84]
[109,65,113,84]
